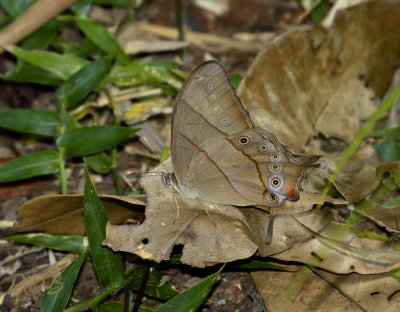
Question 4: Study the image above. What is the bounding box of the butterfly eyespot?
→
[271,177,281,187]
[267,193,277,201]
[211,105,220,112]
[272,154,280,161]
[271,165,280,171]
[208,84,213,89]
[210,94,216,100]
[238,136,250,145]
[218,116,231,125]
[260,143,268,151]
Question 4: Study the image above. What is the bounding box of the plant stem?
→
[278,84,400,311]
[64,286,117,312]
[59,147,67,194]
[111,147,123,195]
[58,98,68,194]
[318,84,400,207]
[105,88,123,195]
[177,0,186,62]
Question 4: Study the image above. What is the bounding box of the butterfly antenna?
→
[124,126,171,190]
[137,133,162,163]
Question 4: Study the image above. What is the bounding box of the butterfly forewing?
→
[171,61,320,208]
[172,61,252,187]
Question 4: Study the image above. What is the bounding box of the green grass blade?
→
[76,17,129,64]
[5,233,85,254]
[58,126,138,158]
[1,61,61,85]
[40,250,87,312]
[56,56,112,109]
[21,19,60,51]
[319,84,400,204]
[84,167,125,288]
[11,46,89,80]
[0,150,59,182]
[0,109,61,136]
[155,265,225,312]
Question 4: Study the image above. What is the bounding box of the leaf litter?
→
[104,1,400,310]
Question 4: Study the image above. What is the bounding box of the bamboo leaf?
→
[56,56,112,109]
[76,17,129,64]
[0,109,61,136]
[155,265,224,312]
[40,250,87,312]
[6,233,85,254]
[57,126,138,158]
[0,151,59,182]
[84,167,125,288]
[11,47,89,80]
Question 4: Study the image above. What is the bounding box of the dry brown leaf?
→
[274,218,400,274]
[12,194,144,234]
[104,159,339,267]
[271,162,400,274]
[355,162,400,234]
[252,263,400,312]
[238,0,400,149]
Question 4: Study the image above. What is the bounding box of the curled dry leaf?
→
[252,263,400,312]
[104,159,339,267]
[12,194,144,235]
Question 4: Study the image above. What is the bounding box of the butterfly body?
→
[171,61,319,209]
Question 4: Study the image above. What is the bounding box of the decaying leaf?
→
[238,1,400,149]
[12,194,144,234]
[275,217,400,274]
[268,161,400,274]
[252,263,400,312]
[106,1,400,271]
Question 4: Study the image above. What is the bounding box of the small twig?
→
[136,22,266,53]
[105,88,123,196]
[0,0,79,53]
[0,246,44,267]
[132,266,151,312]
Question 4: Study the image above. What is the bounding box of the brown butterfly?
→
[170,60,319,214]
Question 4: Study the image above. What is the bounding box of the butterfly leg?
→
[173,193,181,219]
[212,203,225,212]
[265,213,276,244]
